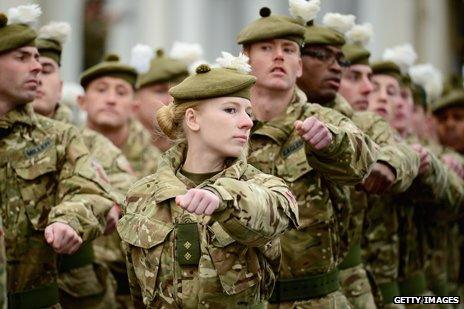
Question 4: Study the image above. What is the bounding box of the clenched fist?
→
[45,222,83,254]
[442,154,464,179]
[411,144,431,175]
[295,117,332,150]
[176,188,220,216]
[361,162,396,194]
[104,204,121,235]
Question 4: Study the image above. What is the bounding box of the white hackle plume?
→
[39,22,71,45]
[215,52,251,74]
[346,23,373,46]
[288,0,321,23]
[322,13,356,34]
[7,4,42,26]
[170,41,203,66]
[130,44,154,74]
[409,64,443,103]
[382,44,417,75]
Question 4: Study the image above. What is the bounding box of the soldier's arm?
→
[47,126,114,242]
[303,106,378,185]
[206,169,299,247]
[413,151,464,208]
[352,112,420,192]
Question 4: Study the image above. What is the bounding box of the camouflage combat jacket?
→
[121,119,161,178]
[328,95,420,257]
[395,134,464,282]
[118,142,299,308]
[0,104,113,293]
[248,90,378,279]
[80,128,137,268]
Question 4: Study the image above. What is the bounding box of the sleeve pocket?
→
[118,213,173,301]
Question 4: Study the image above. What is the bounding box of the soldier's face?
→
[185,97,253,159]
[0,46,42,106]
[434,107,464,153]
[297,45,346,103]
[368,75,399,122]
[391,86,414,134]
[246,39,302,92]
[79,76,134,131]
[134,82,172,129]
[339,64,374,111]
[32,57,63,118]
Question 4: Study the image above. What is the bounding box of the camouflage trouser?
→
[58,262,118,308]
[267,290,352,308]
[339,264,377,309]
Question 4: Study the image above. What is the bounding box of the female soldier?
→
[117,53,299,308]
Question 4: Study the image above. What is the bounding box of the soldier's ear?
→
[77,95,86,110]
[296,57,303,78]
[184,107,200,132]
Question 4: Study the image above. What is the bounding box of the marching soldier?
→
[0,5,115,307]
[118,53,299,308]
[32,21,139,308]
[236,1,378,307]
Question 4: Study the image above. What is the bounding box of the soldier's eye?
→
[224,107,237,114]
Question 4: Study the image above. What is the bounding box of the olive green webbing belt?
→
[378,281,400,304]
[399,271,427,296]
[269,268,340,303]
[59,242,95,272]
[8,281,59,309]
[338,243,362,270]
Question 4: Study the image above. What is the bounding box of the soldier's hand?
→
[442,154,464,179]
[411,144,431,175]
[361,162,396,194]
[104,204,121,235]
[294,117,332,150]
[176,189,220,216]
[44,222,83,254]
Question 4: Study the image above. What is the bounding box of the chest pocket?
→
[11,147,58,230]
[118,213,173,301]
[207,222,261,296]
[275,139,312,183]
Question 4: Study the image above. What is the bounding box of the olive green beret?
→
[136,49,189,89]
[80,54,137,89]
[0,13,37,54]
[342,43,370,65]
[36,38,61,65]
[237,7,305,46]
[304,23,345,46]
[169,64,256,104]
[371,61,402,82]
[432,89,464,114]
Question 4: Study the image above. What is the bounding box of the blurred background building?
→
[1,0,463,84]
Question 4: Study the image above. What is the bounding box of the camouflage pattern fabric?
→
[0,217,5,309]
[53,104,75,125]
[121,119,162,178]
[248,90,378,306]
[0,104,113,294]
[117,141,299,308]
[321,93,419,308]
[395,134,463,288]
[51,108,136,308]
[339,264,376,309]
